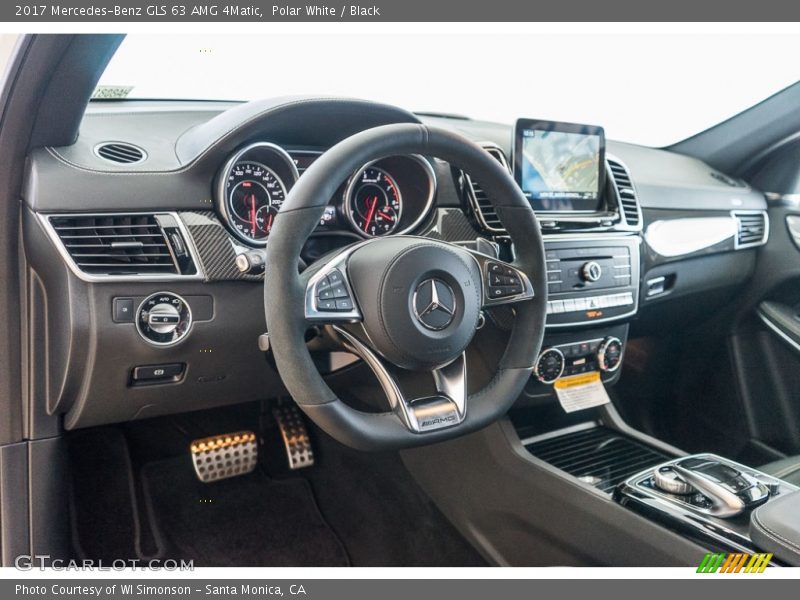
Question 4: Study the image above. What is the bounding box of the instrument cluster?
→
[216,143,437,246]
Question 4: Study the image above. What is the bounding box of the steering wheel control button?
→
[335,298,354,311]
[535,348,566,384]
[136,292,192,346]
[327,269,345,285]
[484,260,532,303]
[112,297,135,323]
[413,278,457,331]
[314,270,355,313]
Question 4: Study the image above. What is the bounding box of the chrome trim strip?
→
[645,217,737,257]
[758,308,800,356]
[215,142,300,247]
[37,211,205,283]
[332,325,467,434]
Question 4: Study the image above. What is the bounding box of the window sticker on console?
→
[553,371,610,413]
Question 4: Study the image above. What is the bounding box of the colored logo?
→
[696,552,773,573]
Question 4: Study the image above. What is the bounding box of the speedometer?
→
[225,161,286,243]
[345,166,402,237]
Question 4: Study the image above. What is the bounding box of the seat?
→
[760,457,800,486]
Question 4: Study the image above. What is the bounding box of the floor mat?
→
[68,428,148,560]
[303,429,487,567]
[142,457,350,567]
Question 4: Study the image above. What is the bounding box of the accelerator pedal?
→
[273,404,315,470]
[190,431,257,483]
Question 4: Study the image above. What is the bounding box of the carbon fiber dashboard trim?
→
[425,208,481,242]
[179,211,262,282]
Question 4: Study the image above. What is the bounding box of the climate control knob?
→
[535,348,565,384]
[137,292,192,346]
[597,336,623,372]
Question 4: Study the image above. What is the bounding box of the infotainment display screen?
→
[513,119,605,212]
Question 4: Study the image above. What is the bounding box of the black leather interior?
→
[750,490,800,565]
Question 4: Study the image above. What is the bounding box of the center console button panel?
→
[543,237,640,328]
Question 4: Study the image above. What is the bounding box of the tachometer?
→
[345,166,402,237]
[225,161,285,243]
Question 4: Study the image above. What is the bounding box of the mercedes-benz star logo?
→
[413,278,457,330]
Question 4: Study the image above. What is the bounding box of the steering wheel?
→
[264,123,547,450]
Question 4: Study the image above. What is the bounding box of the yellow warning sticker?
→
[554,371,601,389]
[553,371,610,413]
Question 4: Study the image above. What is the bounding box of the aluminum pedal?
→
[190,431,257,483]
[273,404,314,470]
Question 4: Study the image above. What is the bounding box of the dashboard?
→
[19,96,771,434]
[216,143,437,245]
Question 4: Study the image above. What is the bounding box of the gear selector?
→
[652,456,770,517]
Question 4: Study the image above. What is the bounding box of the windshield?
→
[97,33,800,147]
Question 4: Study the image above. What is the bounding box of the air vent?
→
[463,145,510,234]
[525,425,671,494]
[49,214,179,276]
[608,159,641,228]
[733,211,768,248]
[94,142,146,164]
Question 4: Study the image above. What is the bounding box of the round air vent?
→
[94,142,147,165]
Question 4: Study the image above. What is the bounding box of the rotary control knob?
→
[136,292,192,346]
[581,261,603,283]
[535,348,565,384]
[654,466,695,495]
[147,303,180,334]
[597,336,623,372]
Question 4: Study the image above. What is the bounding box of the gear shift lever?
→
[654,457,770,518]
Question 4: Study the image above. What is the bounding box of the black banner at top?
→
[4,0,800,22]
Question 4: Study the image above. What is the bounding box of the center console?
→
[616,454,798,556]
[543,236,640,327]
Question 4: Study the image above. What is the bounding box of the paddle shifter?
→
[653,456,770,518]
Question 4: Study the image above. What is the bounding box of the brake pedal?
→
[190,431,257,483]
[273,404,315,470]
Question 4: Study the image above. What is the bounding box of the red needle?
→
[363,196,378,232]
[266,212,274,232]
[248,194,257,232]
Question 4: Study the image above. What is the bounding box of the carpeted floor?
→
[141,457,350,567]
[68,412,487,567]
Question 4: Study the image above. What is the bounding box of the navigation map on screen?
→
[515,121,604,212]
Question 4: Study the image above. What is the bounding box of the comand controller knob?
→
[581,260,603,283]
